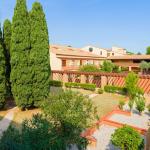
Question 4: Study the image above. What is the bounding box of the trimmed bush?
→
[97,88,103,94]
[50,80,62,87]
[65,82,96,91]
[104,85,127,94]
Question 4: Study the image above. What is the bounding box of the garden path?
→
[0,107,18,137]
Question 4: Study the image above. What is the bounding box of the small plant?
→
[128,100,134,111]
[97,88,103,94]
[111,125,144,150]
[147,104,150,112]
[135,95,145,114]
[119,100,125,110]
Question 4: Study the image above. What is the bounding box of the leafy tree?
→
[146,46,150,54]
[140,61,150,74]
[3,19,12,97]
[29,2,50,106]
[125,72,140,99]
[0,25,6,108]
[0,90,97,150]
[101,60,114,72]
[111,125,143,150]
[41,90,97,149]
[79,64,100,72]
[137,52,141,55]
[135,95,145,114]
[11,0,32,109]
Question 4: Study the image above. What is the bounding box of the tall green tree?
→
[29,2,50,106]
[146,46,150,54]
[3,19,12,97]
[11,0,32,109]
[0,25,6,108]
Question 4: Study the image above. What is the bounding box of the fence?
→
[51,70,150,94]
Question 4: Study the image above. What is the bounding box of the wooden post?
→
[63,73,68,84]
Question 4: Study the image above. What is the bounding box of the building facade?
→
[108,55,150,72]
[50,45,105,71]
[81,46,127,57]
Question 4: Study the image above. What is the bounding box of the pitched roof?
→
[50,45,105,60]
[108,55,150,60]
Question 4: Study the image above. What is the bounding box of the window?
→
[62,60,66,67]
[89,47,93,52]
[100,51,102,55]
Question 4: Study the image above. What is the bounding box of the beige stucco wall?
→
[50,52,62,70]
[82,46,108,57]
[112,46,127,56]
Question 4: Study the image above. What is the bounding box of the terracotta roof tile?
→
[50,45,105,59]
[108,55,150,60]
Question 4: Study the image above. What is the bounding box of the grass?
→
[91,93,127,118]
[50,86,93,95]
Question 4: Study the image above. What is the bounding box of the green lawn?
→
[91,93,127,118]
[50,86,93,95]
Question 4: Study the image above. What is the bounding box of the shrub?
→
[81,83,96,91]
[50,80,63,87]
[135,95,145,114]
[125,72,141,99]
[41,90,97,149]
[97,88,103,94]
[79,64,100,72]
[119,100,125,110]
[104,85,127,94]
[101,60,115,72]
[128,100,134,111]
[65,82,96,91]
[111,125,144,150]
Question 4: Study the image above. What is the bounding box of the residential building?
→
[81,45,127,57]
[50,45,105,71]
[108,55,150,72]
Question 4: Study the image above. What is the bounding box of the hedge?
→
[50,80,63,87]
[104,85,127,95]
[65,82,96,91]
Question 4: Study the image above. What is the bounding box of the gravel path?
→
[0,107,17,137]
[87,125,120,150]
[89,94,98,99]
[109,112,150,130]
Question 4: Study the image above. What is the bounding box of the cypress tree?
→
[11,0,32,109]
[0,25,6,108]
[3,19,12,97]
[29,2,50,106]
